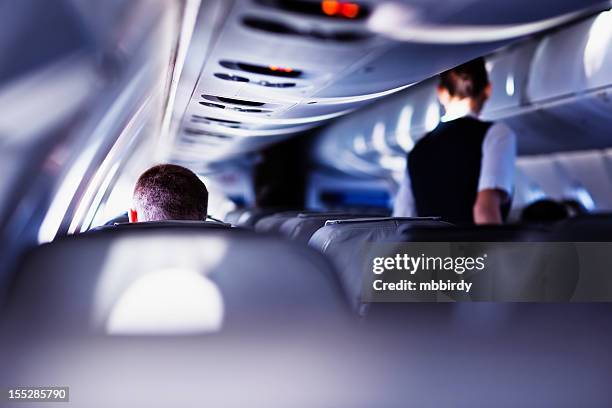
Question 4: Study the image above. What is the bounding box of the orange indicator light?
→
[322,1,340,16]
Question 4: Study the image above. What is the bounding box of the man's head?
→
[437,57,491,115]
[130,164,208,222]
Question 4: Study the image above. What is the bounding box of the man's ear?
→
[436,86,451,107]
[129,208,138,223]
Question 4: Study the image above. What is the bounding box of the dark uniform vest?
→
[408,116,495,225]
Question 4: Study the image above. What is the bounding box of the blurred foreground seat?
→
[3,224,348,335]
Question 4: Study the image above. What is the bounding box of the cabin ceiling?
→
[167,0,609,168]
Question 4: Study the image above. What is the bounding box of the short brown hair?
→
[133,164,208,222]
[439,57,490,101]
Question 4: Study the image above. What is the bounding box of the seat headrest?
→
[254,211,303,233]
[4,228,347,334]
[554,214,612,241]
[280,213,386,243]
[90,220,232,233]
[308,217,450,311]
[325,216,441,226]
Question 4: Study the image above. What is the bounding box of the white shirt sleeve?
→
[478,122,517,196]
[393,171,417,217]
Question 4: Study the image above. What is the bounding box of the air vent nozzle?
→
[216,96,265,107]
[191,115,243,128]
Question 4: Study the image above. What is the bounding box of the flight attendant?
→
[393,58,516,225]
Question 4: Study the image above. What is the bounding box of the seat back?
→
[91,220,233,233]
[279,213,382,243]
[235,208,293,228]
[3,227,348,334]
[224,208,248,225]
[390,224,578,303]
[308,217,449,311]
[254,211,304,234]
[553,213,612,241]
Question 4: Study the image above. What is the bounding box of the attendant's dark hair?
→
[439,57,490,101]
[133,164,208,222]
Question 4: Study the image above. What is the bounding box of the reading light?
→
[269,65,293,73]
[322,0,340,16]
[322,1,360,19]
[341,3,360,19]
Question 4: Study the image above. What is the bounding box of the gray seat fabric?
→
[254,211,304,234]
[224,209,247,225]
[90,220,232,233]
[395,223,553,241]
[308,217,449,311]
[279,213,383,243]
[553,213,612,241]
[233,208,293,228]
[390,224,578,302]
[3,227,348,334]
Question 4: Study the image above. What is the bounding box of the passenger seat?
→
[280,212,384,243]
[391,224,578,302]
[226,207,293,228]
[254,211,304,234]
[3,226,349,334]
[553,213,612,241]
[308,217,450,311]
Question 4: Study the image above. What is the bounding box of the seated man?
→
[129,164,208,222]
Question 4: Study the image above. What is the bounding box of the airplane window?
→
[505,74,515,96]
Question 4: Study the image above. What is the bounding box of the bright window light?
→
[353,134,368,154]
[38,139,103,243]
[396,105,414,151]
[584,10,612,79]
[372,121,391,154]
[525,184,546,203]
[425,103,440,132]
[505,74,515,96]
[572,185,596,211]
